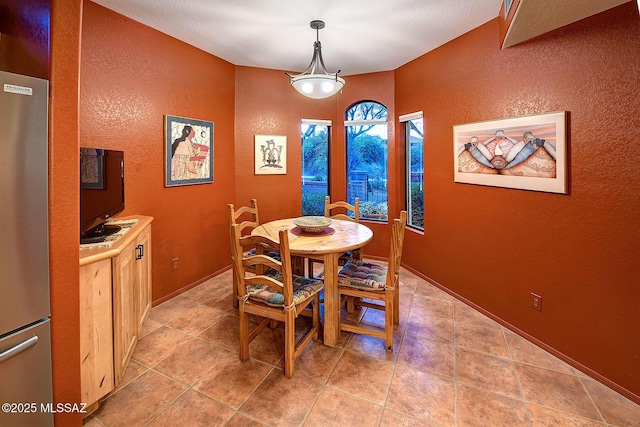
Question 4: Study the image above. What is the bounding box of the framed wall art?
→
[165,115,213,187]
[254,135,287,175]
[454,111,567,194]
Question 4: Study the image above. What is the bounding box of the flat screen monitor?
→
[80,148,125,244]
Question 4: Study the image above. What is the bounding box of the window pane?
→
[346,102,388,222]
[301,123,329,215]
[406,118,424,230]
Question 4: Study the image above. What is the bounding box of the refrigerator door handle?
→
[0,335,39,365]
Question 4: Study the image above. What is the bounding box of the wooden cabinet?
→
[79,216,153,408]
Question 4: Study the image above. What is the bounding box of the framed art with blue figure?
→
[454,111,567,194]
[165,114,214,187]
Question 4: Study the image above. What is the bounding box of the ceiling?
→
[90,0,504,76]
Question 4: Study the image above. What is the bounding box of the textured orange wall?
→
[395,3,640,400]
[80,1,236,302]
[50,0,82,424]
[0,0,50,79]
[234,68,396,255]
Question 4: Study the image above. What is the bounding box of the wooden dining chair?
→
[227,200,279,308]
[336,211,407,351]
[230,224,323,377]
[307,196,360,277]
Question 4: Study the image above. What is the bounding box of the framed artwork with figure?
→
[254,135,287,175]
[165,114,214,187]
[454,111,567,194]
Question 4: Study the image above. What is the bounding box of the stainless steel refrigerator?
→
[0,70,54,426]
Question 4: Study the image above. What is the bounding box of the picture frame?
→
[254,135,287,175]
[80,148,104,189]
[454,111,567,194]
[165,114,213,187]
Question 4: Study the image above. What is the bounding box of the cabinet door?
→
[80,259,114,405]
[135,225,152,334]
[112,240,138,385]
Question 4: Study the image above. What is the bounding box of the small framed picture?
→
[254,135,287,175]
[164,115,213,187]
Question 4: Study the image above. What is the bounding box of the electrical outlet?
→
[531,292,542,312]
[172,258,179,271]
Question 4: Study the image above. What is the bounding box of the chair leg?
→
[393,288,399,324]
[232,266,239,308]
[239,310,250,361]
[284,310,296,378]
[385,288,394,351]
[312,295,320,341]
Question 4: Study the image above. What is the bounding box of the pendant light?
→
[285,20,345,99]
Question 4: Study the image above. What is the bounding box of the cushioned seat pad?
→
[244,247,281,261]
[246,273,323,307]
[338,259,387,290]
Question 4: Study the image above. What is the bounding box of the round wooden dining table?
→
[251,218,373,346]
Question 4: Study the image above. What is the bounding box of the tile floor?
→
[83,267,640,427]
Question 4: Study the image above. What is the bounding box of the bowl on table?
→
[293,216,332,233]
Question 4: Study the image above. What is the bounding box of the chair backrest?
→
[229,224,293,304]
[386,211,407,289]
[227,199,260,235]
[324,196,360,222]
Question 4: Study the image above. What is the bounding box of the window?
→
[301,120,330,215]
[345,101,388,222]
[401,112,424,230]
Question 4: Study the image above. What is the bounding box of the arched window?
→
[345,101,388,222]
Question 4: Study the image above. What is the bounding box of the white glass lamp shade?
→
[290,74,345,99]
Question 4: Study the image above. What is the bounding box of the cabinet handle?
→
[136,244,144,260]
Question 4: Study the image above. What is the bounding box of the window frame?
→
[301,119,331,216]
[400,111,424,231]
[344,101,389,223]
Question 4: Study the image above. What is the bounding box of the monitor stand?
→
[81,224,122,244]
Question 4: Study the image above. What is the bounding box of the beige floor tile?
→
[453,300,500,329]
[581,377,640,427]
[515,363,601,421]
[152,338,231,386]
[198,313,240,351]
[455,322,510,358]
[397,333,455,379]
[380,408,439,426]
[147,389,235,426]
[456,383,530,427]
[326,349,395,405]
[239,370,323,426]
[167,304,228,336]
[526,403,606,427]
[503,329,574,374]
[92,370,186,426]
[303,388,383,427]
[386,364,456,426]
[292,340,344,383]
[132,326,193,366]
[149,294,198,324]
[193,352,272,409]
[455,348,521,399]
[346,330,402,361]
[410,293,454,319]
[404,311,454,344]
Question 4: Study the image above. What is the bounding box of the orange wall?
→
[235,68,396,255]
[0,0,50,79]
[50,0,83,425]
[395,2,640,400]
[80,1,236,302]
